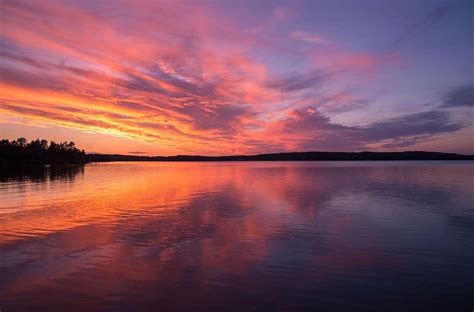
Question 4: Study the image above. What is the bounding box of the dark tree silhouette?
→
[0,138,87,166]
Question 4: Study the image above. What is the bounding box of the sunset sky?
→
[1,0,472,155]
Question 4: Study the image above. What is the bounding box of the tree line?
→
[0,138,87,165]
[2,137,472,165]
[88,151,473,162]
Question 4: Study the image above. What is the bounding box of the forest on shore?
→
[0,138,87,166]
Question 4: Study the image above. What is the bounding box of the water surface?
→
[1,161,473,311]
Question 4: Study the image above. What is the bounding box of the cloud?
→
[267,107,464,151]
[128,151,148,155]
[273,6,299,22]
[313,50,401,72]
[441,85,474,107]
[177,103,252,134]
[0,66,68,91]
[358,110,463,142]
[290,31,329,45]
[317,92,371,113]
[266,70,328,92]
[392,3,458,48]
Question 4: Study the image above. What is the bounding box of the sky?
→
[0,0,473,155]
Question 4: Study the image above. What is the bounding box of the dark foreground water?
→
[0,161,473,311]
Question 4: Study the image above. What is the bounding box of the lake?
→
[1,161,473,311]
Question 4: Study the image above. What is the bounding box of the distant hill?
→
[87,151,474,162]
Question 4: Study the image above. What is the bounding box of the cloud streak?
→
[290,31,330,45]
[441,85,474,108]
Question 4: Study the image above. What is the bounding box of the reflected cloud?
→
[0,162,473,310]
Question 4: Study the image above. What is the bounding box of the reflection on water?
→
[0,161,473,311]
[0,165,84,183]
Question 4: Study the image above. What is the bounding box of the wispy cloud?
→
[273,5,299,22]
[392,3,458,48]
[290,31,330,45]
[128,151,148,155]
[441,85,474,108]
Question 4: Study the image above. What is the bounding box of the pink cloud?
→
[290,31,330,45]
[313,50,402,72]
[273,5,299,22]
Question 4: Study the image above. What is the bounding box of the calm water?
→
[1,161,473,311]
